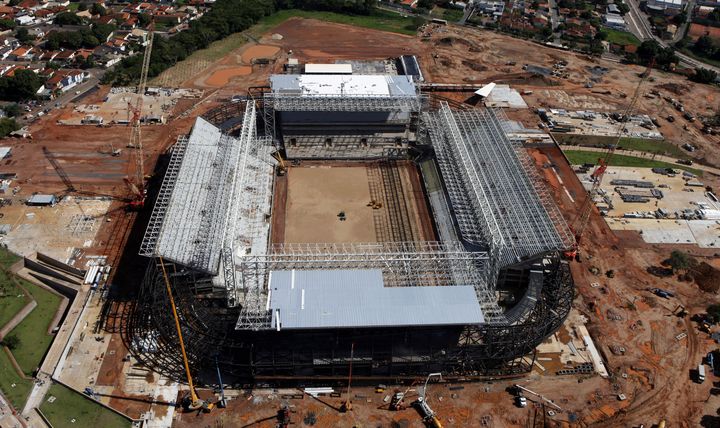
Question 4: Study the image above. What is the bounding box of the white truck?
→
[698,364,706,383]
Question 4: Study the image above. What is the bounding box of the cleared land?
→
[151,32,251,87]
[40,383,131,428]
[8,282,62,375]
[564,150,702,175]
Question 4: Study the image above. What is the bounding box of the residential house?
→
[39,50,60,61]
[53,49,76,64]
[9,46,34,60]
[44,69,86,93]
[14,15,34,26]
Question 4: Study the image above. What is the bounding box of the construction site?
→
[2,14,720,428]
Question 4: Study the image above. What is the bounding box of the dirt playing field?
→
[275,162,435,244]
[283,166,376,243]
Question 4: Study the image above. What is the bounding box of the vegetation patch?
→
[604,29,640,46]
[563,150,703,176]
[0,349,32,410]
[553,134,691,159]
[7,281,62,376]
[253,9,418,36]
[40,383,132,428]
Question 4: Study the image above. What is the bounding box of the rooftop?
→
[269,74,417,97]
[269,269,484,329]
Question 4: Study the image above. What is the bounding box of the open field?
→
[151,32,251,87]
[0,349,32,409]
[40,383,132,428]
[8,281,62,375]
[604,28,641,46]
[250,9,418,37]
[564,150,703,175]
[554,134,692,159]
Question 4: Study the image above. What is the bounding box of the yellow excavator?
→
[158,256,214,412]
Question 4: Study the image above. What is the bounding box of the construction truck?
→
[412,397,443,428]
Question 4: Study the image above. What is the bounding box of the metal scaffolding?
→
[129,93,576,381]
[235,241,502,330]
[139,134,189,257]
[423,102,573,270]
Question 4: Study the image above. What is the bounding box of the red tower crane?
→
[125,30,154,210]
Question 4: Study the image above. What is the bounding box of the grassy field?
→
[615,137,690,159]
[40,383,132,428]
[0,349,32,410]
[8,282,62,376]
[553,134,691,160]
[0,272,30,329]
[604,29,641,46]
[563,150,703,176]
[0,247,29,338]
[249,9,418,38]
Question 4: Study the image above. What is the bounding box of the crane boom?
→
[126,30,154,209]
[158,256,205,409]
[565,60,654,259]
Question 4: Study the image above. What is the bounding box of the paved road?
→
[559,144,720,175]
[624,0,720,73]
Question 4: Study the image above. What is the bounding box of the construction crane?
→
[158,256,214,412]
[125,29,155,209]
[564,60,655,260]
[43,146,126,201]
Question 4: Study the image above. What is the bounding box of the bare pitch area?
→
[275,163,435,244]
[283,166,376,243]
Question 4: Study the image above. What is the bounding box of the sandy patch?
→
[241,45,280,63]
[205,66,253,87]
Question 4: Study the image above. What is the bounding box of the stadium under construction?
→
[128,71,576,383]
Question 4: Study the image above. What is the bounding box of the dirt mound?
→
[462,60,487,72]
[657,82,691,95]
[692,262,720,293]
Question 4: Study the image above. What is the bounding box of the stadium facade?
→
[129,71,576,382]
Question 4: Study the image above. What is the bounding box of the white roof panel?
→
[304,63,353,74]
[270,74,417,97]
[269,269,484,329]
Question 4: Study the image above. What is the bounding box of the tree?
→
[90,3,106,16]
[0,69,44,101]
[78,2,88,11]
[8,0,20,6]
[3,103,20,118]
[1,333,20,350]
[138,13,152,27]
[54,12,83,26]
[692,67,718,84]
[667,250,696,273]
[15,27,34,44]
[693,35,717,58]
[0,19,16,31]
